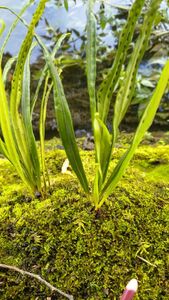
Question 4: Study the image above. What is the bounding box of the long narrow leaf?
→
[97,0,145,123]
[10,0,47,120]
[86,0,97,124]
[0,1,47,192]
[92,114,112,206]
[21,43,41,190]
[99,60,169,207]
[113,0,163,144]
[31,33,70,115]
[0,19,5,37]
[36,36,89,193]
[92,0,146,191]
[8,0,47,188]
[3,56,17,83]
[96,117,112,183]
[39,74,53,189]
[0,3,71,193]
[93,114,112,184]
[0,66,32,187]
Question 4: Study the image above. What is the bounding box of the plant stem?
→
[0,263,74,300]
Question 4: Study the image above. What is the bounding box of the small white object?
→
[126,279,138,292]
[61,159,72,175]
[120,279,138,300]
[61,159,70,173]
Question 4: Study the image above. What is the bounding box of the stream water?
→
[0,0,136,61]
[0,0,168,61]
[0,0,168,134]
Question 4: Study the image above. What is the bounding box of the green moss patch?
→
[132,145,169,183]
[0,141,169,299]
[144,164,169,183]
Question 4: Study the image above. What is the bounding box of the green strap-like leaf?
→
[113,0,163,145]
[0,19,5,37]
[97,118,112,182]
[99,60,169,208]
[64,0,69,11]
[0,1,47,191]
[3,56,17,83]
[31,33,70,115]
[9,0,47,183]
[93,0,146,189]
[21,43,41,191]
[36,36,89,193]
[93,114,112,183]
[0,65,32,188]
[92,114,112,206]
[86,0,97,124]
[39,74,52,189]
[10,0,47,117]
[97,0,145,123]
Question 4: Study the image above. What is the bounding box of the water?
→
[0,0,168,132]
[0,0,168,62]
[0,0,132,61]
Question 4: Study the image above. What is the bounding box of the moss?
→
[0,140,169,299]
[132,145,169,184]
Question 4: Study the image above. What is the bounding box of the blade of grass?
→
[21,42,41,191]
[92,114,112,206]
[92,0,146,192]
[99,60,169,208]
[0,1,48,191]
[0,3,74,193]
[8,0,47,190]
[86,0,97,124]
[113,0,163,145]
[39,73,53,189]
[35,35,89,193]
[0,19,5,37]
[95,116,112,183]
[31,33,70,116]
[2,56,17,83]
[98,0,163,190]
[0,65,34,188]
[93,114,112,182]
[97,0,145,123]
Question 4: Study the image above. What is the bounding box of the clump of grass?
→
[0,1,49,193]
[39,0,169,209]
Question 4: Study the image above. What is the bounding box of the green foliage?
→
[34,33,70,189]
[0,0,169,208]
[0,142,168,299]
[0,2,88,194]
[97,0,145,123]
[0,19,5,37]
[64,0,69,11]
[100,61,169,206]
[42,0,168,209]
[0,1,49,193]
[86,0,97,124]
[35,34,90,193]
[93,0,168,208]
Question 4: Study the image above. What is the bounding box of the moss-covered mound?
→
[0,140,169,299]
